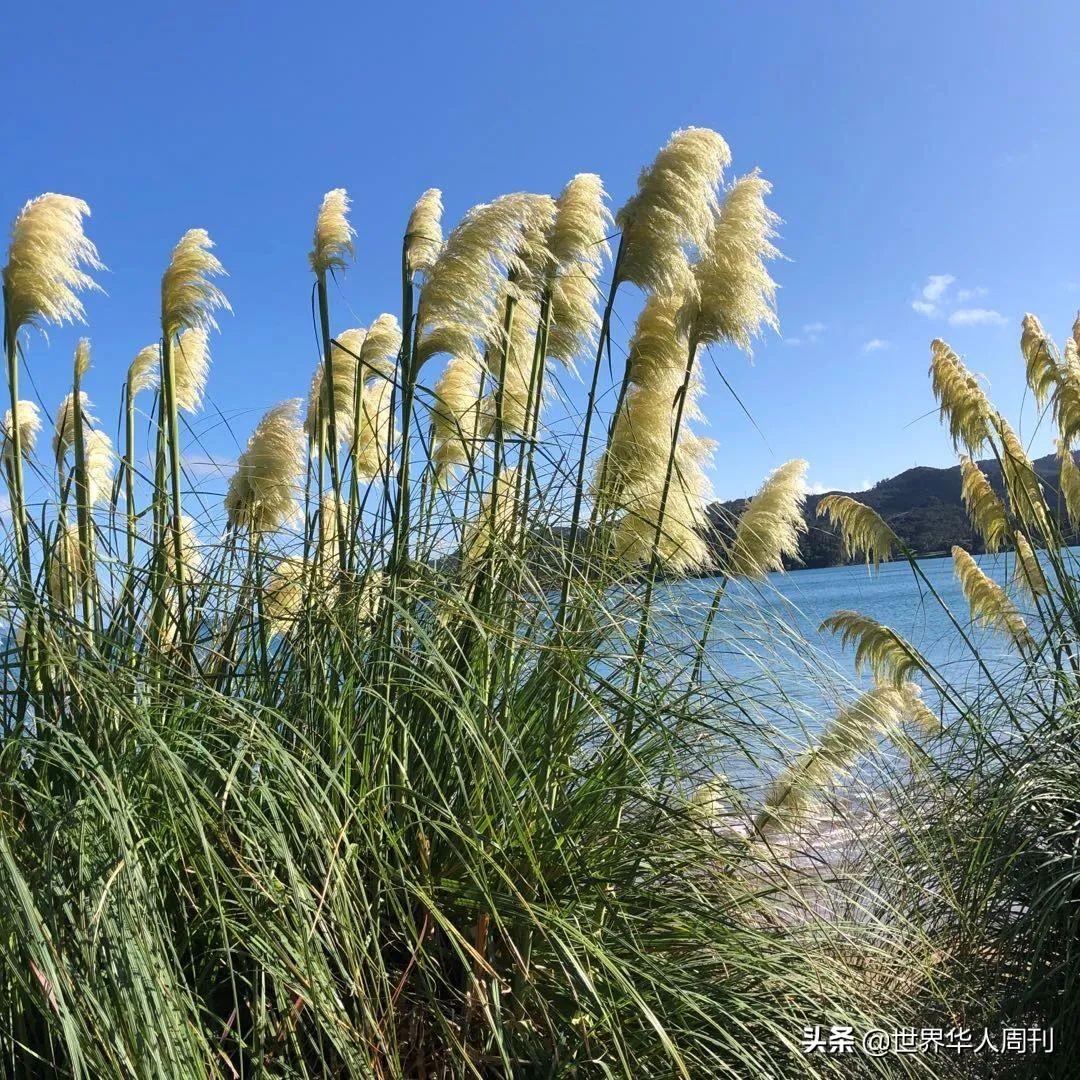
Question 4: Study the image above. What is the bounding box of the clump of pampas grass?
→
[930,339,991,453]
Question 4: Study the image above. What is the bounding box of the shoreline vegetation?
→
[0,129,1077,1077]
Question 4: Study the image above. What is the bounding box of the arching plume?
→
[405,188,443,277]
[959,456,1007,553]
[994,415,1050,534]
[821,610,923,686]
[755,683,929,833]
[1058,439,1080,527]
[1012,533,1048,602]
[1021,313,1058,407]
[225,399,306,534]
[616,127,730,294]
[74,337,91,379]
[1053,338,1080,446]
[308,189,355,275]
[161,229,229,337]
[929,339,991,453]
[817,494,898,568]
[724,459,807,579]
[2,194,103,333]
[952,545,1032,650]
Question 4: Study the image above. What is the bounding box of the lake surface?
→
[653,546,1077,736]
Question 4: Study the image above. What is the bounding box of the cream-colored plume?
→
[225,399,306,533]
[1021,313,1058,407]
[547,173,610,365]
[952,545,1032,650]
[74,337,91,379]
[417,194,548,343]
[755,682,928,834]
[263,555,306,637]
[309,189,355,275]
[53,391,94,461]
[83,429,115,508]
[2,400,41,465]
[353,376,397,479]
[161,229,229,337]
[516,195,557,287]
[959,456,1007,553]
[724,459,807,579]
[929,339,991,452]
[994,415,1050,534]
[1012,533,1048,602]
[359,314,402,379]
[128,344,160,395]
[616,127,730,294]
[305,327,364,444]
[174,327,210,414]
[1059,439,1080,527]
[486,287,542,436]
[3,194,103,332]
[612,428,714,573]
[817,494,898,568]
[428,326,491,484]
[821,610,922,686]
[1053,338,1080,446]
[405,188,443,276]
[682,171,780,350]
[47,520,86,611]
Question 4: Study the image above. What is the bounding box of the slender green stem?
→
[316,273,348,571]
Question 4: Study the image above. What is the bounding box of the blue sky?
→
[3,0,1078,502]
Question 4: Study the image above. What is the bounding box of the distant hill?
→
[705,453,1073,570]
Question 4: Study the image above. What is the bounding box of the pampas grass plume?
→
[161,229,229,337]
[3,193,103,333]
[724,459,807,579]
[405,188,443,276]
[2,400,41,465]
[952,545,1032,650]
[225,399,306,534]
[128,344,160,395]
[309,189,355,275]
[817,494,897,568]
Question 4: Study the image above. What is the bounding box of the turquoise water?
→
[654,546,1077,727]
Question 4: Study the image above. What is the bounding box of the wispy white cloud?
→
[956,286,988,302]
[861,338,890,353]
[784,322,827,347]
[912,299,938,317]
[948,307,1007,327]
[806,481,833,495]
